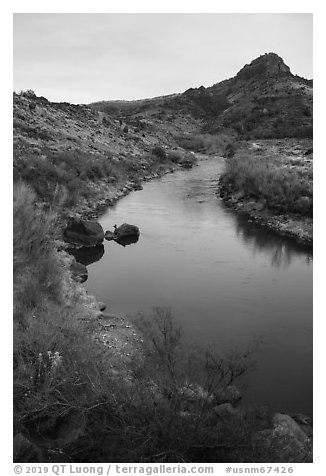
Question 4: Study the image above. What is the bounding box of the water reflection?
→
[67,244,105,266]
[114,235,139,247]
[234,215,313,268]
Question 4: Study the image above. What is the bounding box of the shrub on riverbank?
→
[221,153,313,217]
[176,132,235,156]
[13,148,127,207]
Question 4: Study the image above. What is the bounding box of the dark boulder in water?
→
[104,230,116,241]
[105,223,140,246]
[115,223,140,239]
[63,217,104,247]
[115,234,139,247]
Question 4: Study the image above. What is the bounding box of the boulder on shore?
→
[63,218,104,247]
[70,260,88,283]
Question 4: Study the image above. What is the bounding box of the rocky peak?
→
[236,53,291,80]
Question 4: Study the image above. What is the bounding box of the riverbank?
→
[218,179,313,245]
[218,139,313,245]
[68,162,179,221]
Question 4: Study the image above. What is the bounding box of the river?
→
[84,156,313,416]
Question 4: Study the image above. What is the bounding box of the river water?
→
[84,156,313,416]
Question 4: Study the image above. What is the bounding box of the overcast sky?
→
[13,13,313,104]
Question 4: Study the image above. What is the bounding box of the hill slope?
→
[13,52,313,215]
[91,52,312,140]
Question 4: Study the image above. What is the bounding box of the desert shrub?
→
[221,154,313,216]
[14,296,262,463]
[177,135,205,152]
[168,150,184,163]
[152,146,167,160]
[177,152,197,168]
[62,307,260,463]
[13,183,115,455]
[223,142,236,158]
[13,182,63,324]
[13,149,127,207]
[177,133,235,156]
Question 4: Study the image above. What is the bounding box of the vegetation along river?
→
[85,156,313,417]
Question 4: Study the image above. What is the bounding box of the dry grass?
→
[221,141,313,217]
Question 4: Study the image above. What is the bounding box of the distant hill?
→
[90,52,313,140]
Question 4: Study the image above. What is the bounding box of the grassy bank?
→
[219,139,313,243]
[14,144,196,218]
[13,91,197,219]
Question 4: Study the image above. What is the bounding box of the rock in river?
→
[63,218,104,247]
[105,223,140,246]
[115,223,140,239]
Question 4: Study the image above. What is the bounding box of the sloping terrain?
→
[13,90,198,217]
[91,53,312,140]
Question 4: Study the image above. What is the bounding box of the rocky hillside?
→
[13,52,313,214]
[91,53,312,140]
[13,90,198,216]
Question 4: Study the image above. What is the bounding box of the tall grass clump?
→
[13,182,63,324]
[13,181,114,460]
[13,149,126,207]
[222,154,313,217]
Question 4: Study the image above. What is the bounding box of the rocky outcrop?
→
[251,412,312,463]
[272,413,309,444]
[236,52,291,80]
[63,218,104,247]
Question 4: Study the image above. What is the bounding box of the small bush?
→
[223,143,236,158]
[152,146,167,160]
[177,133,236,156]
[168,150,183,163]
